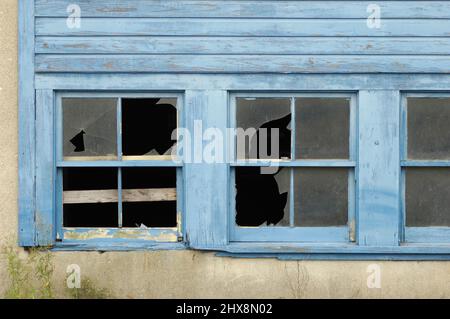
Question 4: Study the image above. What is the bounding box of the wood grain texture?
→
[35,1,450,18]
[35,55,450,73]
[63,188,177,204]
[36,18,450,37]
[35,74,450,91]
[358,90,401,246]
[36,36,450,55]
[35,89,55,246]
[406,227,450,244]
[18,0,36,246]
[21,1,450,253]
[184,90,229,249]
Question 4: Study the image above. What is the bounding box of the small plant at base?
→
[29,248,54,298]
[2,246,54,299]
[3,246,35,299]
[65,276,112,299]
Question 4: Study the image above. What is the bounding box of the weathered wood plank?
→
[62,228,178,242]
[35,89,55,246]
[233,227,349,243]
[358,90,401,246]
[35,55,450,73]
[35,74,450,91]
[18,0,36,246]
[406,227,450,244]
[184,90,229,249]
[35,1,450,18]
[36,36,450,55]
[123,188,177,202]
[36,18,450,37]
[63,188,177,204]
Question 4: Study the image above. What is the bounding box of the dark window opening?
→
[122,98,177,157]
[122,202,177,228]
[235,167,289,227]
[63,203,118,228]
[122,168,177,227]
[63,168,118,227]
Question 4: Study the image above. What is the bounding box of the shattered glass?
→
[62,98,117,159]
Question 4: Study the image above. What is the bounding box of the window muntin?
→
[56,93,183,243]
[402,95,450,243]
[230,93,356,243]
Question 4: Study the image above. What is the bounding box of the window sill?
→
[52,240,186,252]
[215,242,450,260]
[50,240,450,260]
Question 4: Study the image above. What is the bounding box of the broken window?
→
[63,168,118,227]
[235,167,290,227]
[404,97,450,230]
[63,98,117,160]
[58,95,181,241]
[236,98,291,160]
[122,168,177,228]
[122,98,177,158]
[233,94,355,242]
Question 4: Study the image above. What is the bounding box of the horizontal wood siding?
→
[35,55,450,73]
[34,0,450,74]
[35,18,450,36]
[36,37,450,55]
[35,1,450,18]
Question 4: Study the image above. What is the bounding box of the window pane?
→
[235,167,290,227]
[295,98,350,159]
[122,168,177,228]
[236,98,291,160]
[122,98,177,157]
[63,98,117,160]
[407,98,450,160]
[63,168,118,227]
[294,168,348,226]
[406,168,450,227]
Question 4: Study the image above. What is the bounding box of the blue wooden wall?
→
[18,1,450,258]
[34,0,450,74]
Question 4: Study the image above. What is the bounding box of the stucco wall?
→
[0,0,449,298]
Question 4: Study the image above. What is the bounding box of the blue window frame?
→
[39,91,186,249]
[401,93,450,244]
[229,93,357,243]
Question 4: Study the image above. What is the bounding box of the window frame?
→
[400,92,450,244]
[54,91,185,247]
[228,92,358,243]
